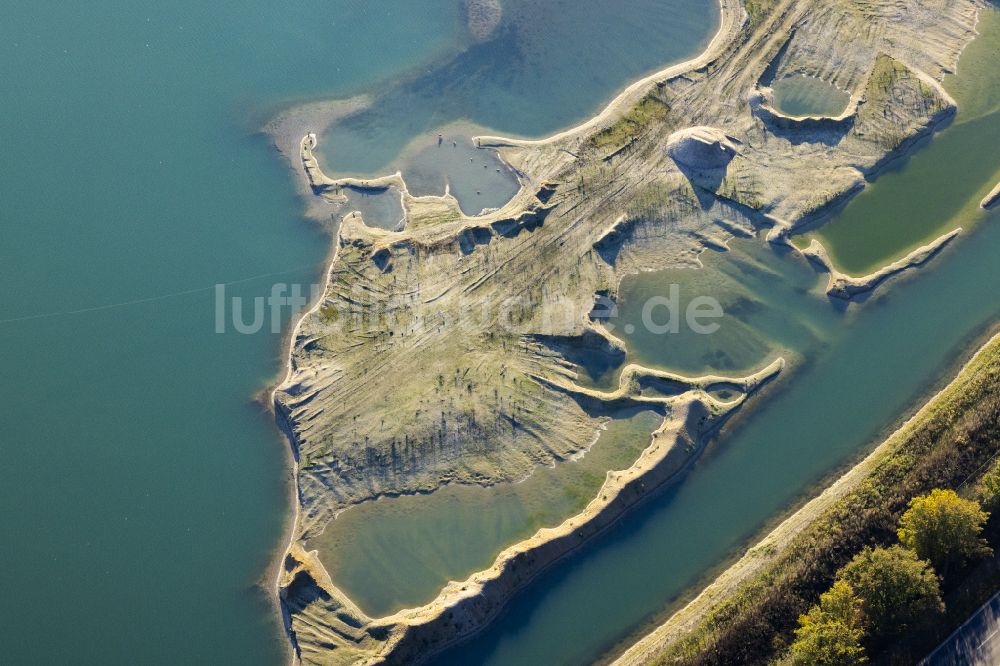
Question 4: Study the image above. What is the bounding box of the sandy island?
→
[265,0,983,662]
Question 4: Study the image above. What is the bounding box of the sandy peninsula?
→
[268,0,982,662]
[983,180,1000,209]
[798,228,962,300]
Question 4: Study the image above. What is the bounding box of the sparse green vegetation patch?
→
[588,91,671,155]
[745,0,780,29]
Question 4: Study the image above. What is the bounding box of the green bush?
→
[789,580,867,665]
[897,489,991,577]
[836,545,943,638]
[978,458,1000,509]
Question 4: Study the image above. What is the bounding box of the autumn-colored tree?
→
[837,545,943,637]
[789,580,867,665]
[897,489,991,577]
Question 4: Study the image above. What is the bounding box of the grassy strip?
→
[745,0,780,29]
[587,91,671,155]
[651,334,1000,665]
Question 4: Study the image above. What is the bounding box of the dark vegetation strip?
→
[652,335,1000,665]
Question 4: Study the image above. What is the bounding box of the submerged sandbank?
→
[268,0,720,229]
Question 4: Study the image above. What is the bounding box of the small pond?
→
[771,74,851,118]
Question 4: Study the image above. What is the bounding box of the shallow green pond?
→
[310,409,663,617]
[807,9,1000,275]
[771,74,851,117]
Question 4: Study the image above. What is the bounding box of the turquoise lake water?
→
[5,1,998,664]
[0,2,464,663]
[0,1,716,663]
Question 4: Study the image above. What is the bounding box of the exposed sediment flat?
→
[279,360,782,665]
[272,0,982,662]
[463,0,502,41]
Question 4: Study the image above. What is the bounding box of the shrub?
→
[789,580,867,665]
[897,489,991,577]
[836,546,943,638]
[978,458,1000,509]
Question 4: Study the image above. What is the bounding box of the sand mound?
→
[666,126,738,169]
[465,0,502,41]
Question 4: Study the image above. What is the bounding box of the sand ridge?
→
[798,228,962,300]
